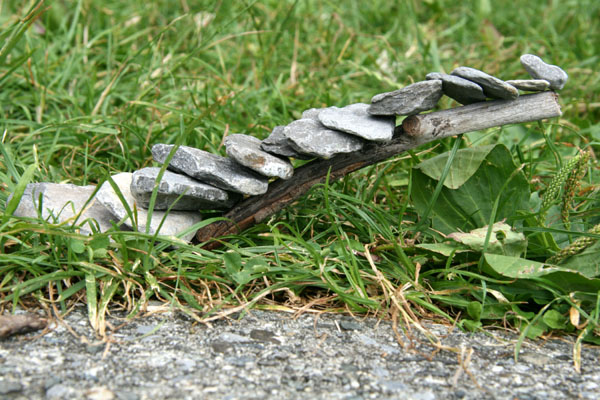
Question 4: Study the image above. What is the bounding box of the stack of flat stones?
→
[10,54,568,242]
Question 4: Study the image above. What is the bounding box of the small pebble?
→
[519,54,568,90]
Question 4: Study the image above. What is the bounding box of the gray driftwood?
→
[196,92,561,247]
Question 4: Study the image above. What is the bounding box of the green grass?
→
[1,0,600,354]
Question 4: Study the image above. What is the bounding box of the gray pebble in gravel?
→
[520,54,568,90]
[319,103,395,142]
[0,380,22,395]
[283,118,364,159]
[426,72,487,105]
[451,66,519,100]
[368,80,443,116]
[9,183,115,235]
[260,126,312,160]
[224,134,294,180]
[131,167,237,211]
[96,172,201,241]
[506,79,551,92]
[152,144,268,196]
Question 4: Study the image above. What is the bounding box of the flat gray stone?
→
[425,72,443,80]
[152,144,269,195]
[301,108,324,121]
[224,134,293,180]
[368,80,443,116]
[96,172,201,242]
[260,126,311,160]
[506,79,550,92]
[283,118,364,159]
[9,183,115,235]
[130,167,237,211]
[519,54,568,90]
[426,72,486,105]
[318,103,395,142]
[451,67,519,100]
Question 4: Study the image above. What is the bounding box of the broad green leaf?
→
[467,301,482,321]
[448,222,527,257]
[69,239,86,254]
[414,145,495,189]
[484,253,600,293]
[543,309,568,330]
[556,240,600,278]
[411,145,530,234]
[415,242,470,256]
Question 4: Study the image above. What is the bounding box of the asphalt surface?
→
[1,306,599,399]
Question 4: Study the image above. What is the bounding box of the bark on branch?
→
[196,92,562,248]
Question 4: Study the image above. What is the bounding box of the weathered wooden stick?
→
[196,92,561,247]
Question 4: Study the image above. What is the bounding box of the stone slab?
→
[426,72,487,105]
[519,54,568,90]
[8,183,115,235]
[318,103,395,142]
[301,108,325,121]
[130,167,237,211]
[96,172,201,242]
[506,79,550,92]
[283,118,364,159]
[368,80,443,116]
[152,144,269,195]
[451,67,519,100]
[260,126,312,160]
[224,134,294,180]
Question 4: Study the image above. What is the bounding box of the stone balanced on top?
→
[10,55,568,242]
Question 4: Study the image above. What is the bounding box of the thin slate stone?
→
[368,80,443,116]
[9,183,115,235]
[318,103,395,142]
[130,167,237,211]
[283,118,363,159]
[506,79,550,92]
[301,108,325,121]
[260,126,312,160]
[426,72,486,105]
[425,72,443,80]
[96,172,201,242]
[451,67,519,100]
[152,144,269,195]
[224,134,294,180]
[519,54,568,90]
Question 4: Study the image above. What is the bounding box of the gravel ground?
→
[1,306,599,400]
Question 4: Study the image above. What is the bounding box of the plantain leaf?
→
[411,144,530,234]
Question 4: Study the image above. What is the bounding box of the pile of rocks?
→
[10,55,568,242]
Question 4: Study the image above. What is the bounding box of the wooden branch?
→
[196,92,561,247]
